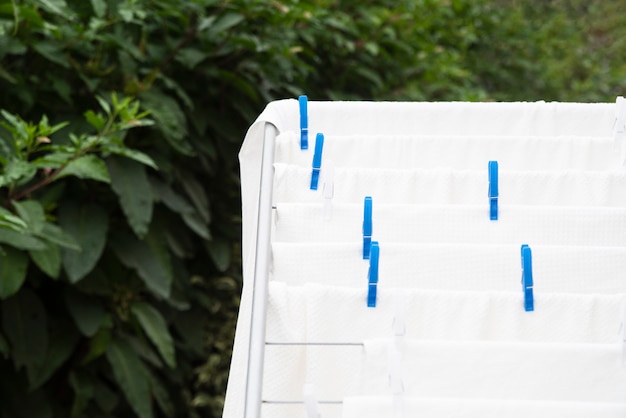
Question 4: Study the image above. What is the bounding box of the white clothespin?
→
[389,291,407,418]
[613,96,626,166]
[619,301,626,366]
[303,383,320,418]
[615,96,626,136]
[322,159,335,221]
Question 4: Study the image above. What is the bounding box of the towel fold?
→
[271,242,626,294]
[360,339,626,402]
[275,132,621,170]
[342,397,626,418]
[263,283,625,403]
[274,163,626,206]
[266,282,623,345]
[273,203,626,247]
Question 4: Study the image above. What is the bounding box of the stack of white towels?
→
[224,98,626,418]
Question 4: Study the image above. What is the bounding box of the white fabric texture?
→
[265,282,623,346]
[342,397,626,418]
[274,163,626,206]
[275,131,621,170]
[360,339,626,402]
[226,99,625,418]
[262,282,625,407]
[271,242,626,293]
[273,203,626,247]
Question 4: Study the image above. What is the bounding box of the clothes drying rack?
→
[224,97,626,418]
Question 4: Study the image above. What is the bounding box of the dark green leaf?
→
[139,91,194,156]
[32,42,70,68]
[0,228,47,250]
[209,13,245,35]
[36,223,81,251]
[12,200,45,234]
[0,331,9,359]
[131,302,176,368]
[69,371,93,418]
[104,145,157,170]
[149,369,175,417]
[89,0,106,17]
[179,172,210,223]
[206,239,231,272]
[59,202,108,283]
[80,327,111,365]
[1,289,47,370]
[84,110,106,131]
[27,322,80,390]
[107,157,153,238]
[65,288,105,337]
[175,48,207,69]
[1,159,37,187]
[55,155,110,183]
[29,243,61,279]
[111,231,172,299]
[0,246,28,299]
[93,378,119,413]
[105,338,153,418]
[0,206,27,232]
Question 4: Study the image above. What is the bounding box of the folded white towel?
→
[274,163,626,207]
[360,339,626,402]
[273,203,626,247]
[271,242,626,294]
[342,397,626,418]
[274,132,621,170]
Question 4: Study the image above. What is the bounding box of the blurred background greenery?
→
[0,0,624,417]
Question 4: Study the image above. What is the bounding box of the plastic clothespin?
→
[618,301,626,366]
[299,95,309,150]
[614,96,626,136]
[521,244,534,312]
[322,159,335,221]
[310,133,324,190]
[367,241,379,308]
[302,383,320,418]
[488,161,499,221]
[389,291,406,392]
[363,196,373,259]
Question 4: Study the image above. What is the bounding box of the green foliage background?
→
[0,0,624,417]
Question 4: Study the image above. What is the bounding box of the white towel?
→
[263,283,625,404]
[274,163,626,207]
[271,242,626,294]
[342,397,626,418]
[273,203,626,247]
[266,283,623,345]
[361,339,626,402]
[227,99,622,418]
[274,132,621,170]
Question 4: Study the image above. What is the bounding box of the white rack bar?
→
[244,123,278,418]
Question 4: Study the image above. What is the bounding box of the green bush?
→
[0,0,624,417]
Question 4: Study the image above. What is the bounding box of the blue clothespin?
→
[310,133,324,190]
[367,242,379,308]
[488,161,498,221]
[363,196,373,259]
[521,244,534,312]
[299,95,308,150]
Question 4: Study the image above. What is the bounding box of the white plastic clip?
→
[322,159,335,221]
[303,383,320,418]
[389,291,406,418]
[620,301,626,366]
[613,96,626,166]
[615,96,626,136]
